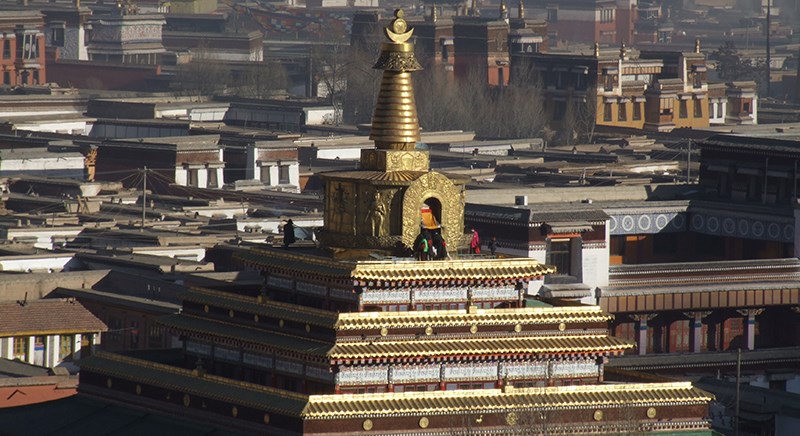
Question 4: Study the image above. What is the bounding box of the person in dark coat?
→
[432,230,448,260]
[283,219,296,249]
[488,236,498,256]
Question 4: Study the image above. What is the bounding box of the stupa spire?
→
[369,9,422,152]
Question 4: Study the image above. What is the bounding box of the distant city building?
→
[41,1,91,61]
[0,10,47,86]
[513,42,758,134]
[86,10,166,65]
[95,135,224,189]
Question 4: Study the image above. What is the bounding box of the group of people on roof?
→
[414,227,448,260]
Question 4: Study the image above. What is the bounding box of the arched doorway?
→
[423,197,442,229]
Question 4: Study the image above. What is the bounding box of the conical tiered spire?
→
[369,9,422,152]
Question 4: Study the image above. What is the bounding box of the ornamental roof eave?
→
[236,247,556,282]
[335,305,612,330]
[350,258,556,281]
[301,381,714,419]
[328,334,634,361]
[159,313,631,362]
[79,351,309,416]
[182,287,339,329]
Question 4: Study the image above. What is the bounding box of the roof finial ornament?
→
[430,3,438,22]
[518,0,525,19]
[593,42,600,57]
[385,9,413,43]
[619,40,628,60]
[500,0,508,20]
[695,38,701,53]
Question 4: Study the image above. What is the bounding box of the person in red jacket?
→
[469,228,480,254]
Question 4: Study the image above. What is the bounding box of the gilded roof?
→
[79,351,309,416]
[328,335,633,360]
[160,313,631,361]
[238,248,555,281]
[320,170,426,183]
[335,305,612,330]
[158,314,332,360]
[183,287,610,332]
[302,382,713,418]
[80,352,712,421]
[350,258,555,281]
[183,287,339,329]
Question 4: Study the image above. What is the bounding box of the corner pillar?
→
[737,309,764,350]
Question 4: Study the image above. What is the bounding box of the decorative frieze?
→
[306,365,335,382]
[609,212,686,235]
[552,359,598,378]
[337,367,388,386]
[275,359,304,376]
[361,289,410,304]
[330,287,358,301]
[185,340,212,356]
[471,287,518,301]
[267,275,294,291]
[443,364,497,381]
[296,281,327,296]
[412,287,466,303]
[242,352,273,369]
[391,365,440,383]
[214,346,241,363]
[500,362,548,380]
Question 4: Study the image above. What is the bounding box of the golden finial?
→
[695,38,701,53]
[370,8,422,151]
[500,0,508,19]
[431,3,438,22]
[518,0,525,19]
[385,9,413,43]
[593,42,600,57]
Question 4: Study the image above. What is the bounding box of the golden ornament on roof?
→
[385,9,413,43]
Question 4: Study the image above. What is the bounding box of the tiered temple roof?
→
[72,9,714,435]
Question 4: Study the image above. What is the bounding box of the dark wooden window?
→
[548,240,572,275]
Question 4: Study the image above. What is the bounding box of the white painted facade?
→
[131,246,207,262]
[244,144,300,191]
[303,107,338,125]
[174,165,224,189]
[0,227,85,250]
[709,98,727,124]
[0,333,93,368]
[0,254,78,272]
[0,152,85,180]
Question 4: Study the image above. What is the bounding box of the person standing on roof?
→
[283,219,296,249]
[469,228,480,254]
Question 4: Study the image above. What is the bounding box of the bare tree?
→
[415,66,475,132]
[235,62,288,99]
[415,65,547,139]
[342,30,383,125]
[567,86,598,144]
[174,44,231,96]
[311,28,350,125]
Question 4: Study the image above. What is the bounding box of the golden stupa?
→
[318,10,468,258]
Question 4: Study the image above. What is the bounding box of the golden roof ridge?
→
[302,381,714,418]
[85,351,309,401]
